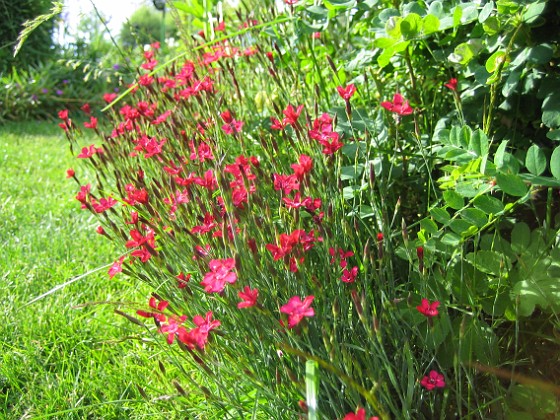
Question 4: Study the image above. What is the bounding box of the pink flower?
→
[103,92,118,103]
[420,370,445,391]
[337,84,357,101]
[270,117,287,130]
[280,295,315,328]
[341,266,358,283]
[311,32,321,39]
[77,144,103,158]
[108,256,126,278]
[83,116,98,129]
[179,311,221,350]
[159,315,188,344]
[343,407,379,420]
[220,110,244,134]
[417,298,440,317]
[141,59,158,71]
[91,197,118,213]
[238,286,259,308]
[444,77,458,91]
[200,258,237,293]
[58,109,69,120]
[381,93,413,116]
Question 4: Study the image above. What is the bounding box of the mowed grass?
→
[0,122,191,419]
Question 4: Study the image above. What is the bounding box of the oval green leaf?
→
[551,146,560,180]
[496,173,528,196]
[525,144,546,176]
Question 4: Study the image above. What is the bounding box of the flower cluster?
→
[137,297,220,349]
[63,27,453,417]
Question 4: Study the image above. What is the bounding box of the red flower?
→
[343,407,379,420]
[200,258,237,293]
[77,144,103,158]
[273,173,300,195]
[381,93,413,116]
[80,103,91,114]
[337,84,357,101]
[96,225,105,235]
[103,92,118,103]
[311,32,321,39]
[282,104,304,125]
[179,311,221,350]
[108,256,125,278]
[317,132,344,155]
[376,232,384,242]
[91,197,118,213]
[58,109,69,120]
[220,110,244,134]
[137,297,168,322]
[270,117,287,130]
[417,298,440,317]
[123,184,149,206]
[280,295,315,328]
[125,228,155,249]
[238,286,259,308]
[420,370,445,391]
[138,74,154,86]
[265,229,302,260]
[66,168,75,178]
[291,154,313,179]
[151,110,172,125]
[341,266,358,283]
[176,272,191,288]
[159,315,188,344]
[191,212,217,235]
[75,184,91,207]
[444,77,458,91]
[83,116,98,129]
[141,59,158,71]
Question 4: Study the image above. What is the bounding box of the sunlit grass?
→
[0,121,197,419]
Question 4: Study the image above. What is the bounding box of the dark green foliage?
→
[0,0,56,73]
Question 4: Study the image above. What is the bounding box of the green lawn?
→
[0,122,186,419]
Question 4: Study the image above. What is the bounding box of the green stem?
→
[483,24,523,135]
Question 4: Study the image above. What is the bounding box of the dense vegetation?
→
[4,0,560,418]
